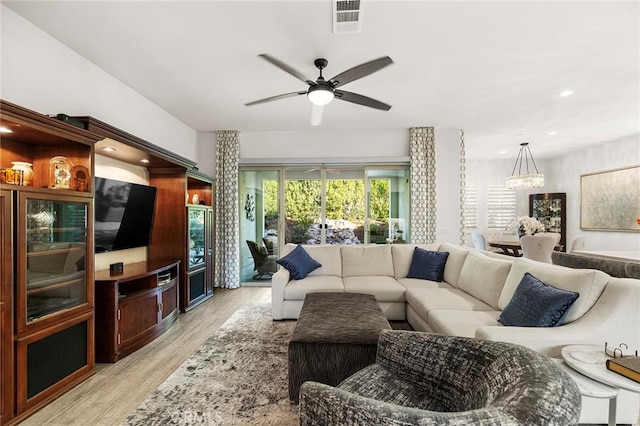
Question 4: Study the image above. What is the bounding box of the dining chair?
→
[470,232,488,250]
[520,235,556,264]
[569,235,586,253]
[536,232,561,246]
[470,232,502,253]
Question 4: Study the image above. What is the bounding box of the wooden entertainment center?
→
[95,260,180,362]
[0,100,216,424]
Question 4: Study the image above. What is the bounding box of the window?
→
[463,185,478,230]
[486,185,516,229]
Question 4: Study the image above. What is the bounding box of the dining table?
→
[488,240,563,257]
[488,241,523,257]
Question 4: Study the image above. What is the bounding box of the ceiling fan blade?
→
[310,104,324,126]
[334,90,392,111]
[258,54,316,86]
[329,56,393,88]
[245,91,306,106]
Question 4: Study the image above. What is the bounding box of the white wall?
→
[545,135,640,251]
[240,128,409,162]
[1,5,198,162]
[467,136,640,251]
[196,132,217,177]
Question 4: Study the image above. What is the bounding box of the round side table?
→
[561,344,640,426]
[553,358,618,426]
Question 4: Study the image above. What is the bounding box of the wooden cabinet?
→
[1,100,101,424]
[1,190,13,424]
[94,261,179,362]
[529,192,567,251]
[74,116,216,313]
[186,205,214,309]
[149,171,215,312]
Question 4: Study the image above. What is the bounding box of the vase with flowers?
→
[507,216,546,238]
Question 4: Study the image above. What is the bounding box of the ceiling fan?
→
[245,54,393,126]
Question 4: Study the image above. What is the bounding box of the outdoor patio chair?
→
[246,240,278,279]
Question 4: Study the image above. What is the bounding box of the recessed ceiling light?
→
[101,146,116,152]
[547,131,557,136]
[140,159,150,164]
[558,90,574,97]
[499,150,508,154]
[0,126,13,133]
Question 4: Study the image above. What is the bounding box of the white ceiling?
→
[3,0,639,159]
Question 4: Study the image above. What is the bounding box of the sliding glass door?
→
[284,168,367,245]
[239,165,410,284]
[239,169,280,283]
[366,168,411,244]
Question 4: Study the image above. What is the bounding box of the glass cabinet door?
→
[21,195,89,326]
[188,207,206,269]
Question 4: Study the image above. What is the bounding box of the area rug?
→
[122,304,299,426]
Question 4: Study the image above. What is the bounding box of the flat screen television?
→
[94,177,157,253]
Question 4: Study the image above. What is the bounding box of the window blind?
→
[486,185,516,229]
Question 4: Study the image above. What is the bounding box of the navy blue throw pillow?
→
[276,245,321,280]
[498,273,579,327]
[407,247,449,282]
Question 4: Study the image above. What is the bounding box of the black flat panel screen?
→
[27,321,88,399]
[94,177,157,253]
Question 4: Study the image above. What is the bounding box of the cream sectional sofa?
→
[272,242,640,424]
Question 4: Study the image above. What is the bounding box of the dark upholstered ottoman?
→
[288,292,391,402]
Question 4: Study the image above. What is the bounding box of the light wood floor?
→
[19,287,272,426]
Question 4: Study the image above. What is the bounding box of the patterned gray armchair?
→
[300,330,581,425]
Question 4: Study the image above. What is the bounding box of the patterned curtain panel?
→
[215,131,240,289]
[459,129,467,245]
[409,127,437,244]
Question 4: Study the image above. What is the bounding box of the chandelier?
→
[506,142,544,189]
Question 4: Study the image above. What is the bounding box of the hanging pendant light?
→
[506,142,544,189]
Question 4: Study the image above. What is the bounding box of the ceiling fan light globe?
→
[307,86,334,106]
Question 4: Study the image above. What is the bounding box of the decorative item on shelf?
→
[186,192,190,204]
[28,210,56,228]
[507,216,546,238]
[0,167,24,185]
[192,193,200,205]
[70,165,90,192]
[49,156,73,189]
[11,161,33,186]
[245,194,255,221]
[506,142,544,189]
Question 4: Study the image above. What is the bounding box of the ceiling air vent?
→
[333,0,363,34]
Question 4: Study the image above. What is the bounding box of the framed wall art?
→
[580,165,640,232]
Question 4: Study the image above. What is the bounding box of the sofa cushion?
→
[457,251,512,309]
[499,258,609,323]
[397,277,452,291]
[343,276,406,303]
[302,244,343,277]
[342,245,394,277]
[283,275,344,300]
[428,310,501,337]
[438,243,472,288]
[405,288,495,322]
[276,245,322,280]
[391,243,440,278]
[498,273,579,327]
[407,247,449,282]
